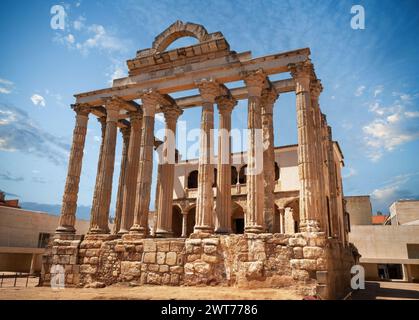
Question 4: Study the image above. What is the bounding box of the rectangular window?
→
[38,233,51,248]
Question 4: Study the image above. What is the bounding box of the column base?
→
[55,225,76,234]
[244,225,264,234]
[193,226,214,234]
[117,228,130,236]
[155,229,174,238]
[84,233,118,241]
[88,227,110,235]
[299,220,321,232]
[129,224,148,238]
[215,227,231,234]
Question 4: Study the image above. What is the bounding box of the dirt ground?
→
[0,283,303,300]
[1,280,418,300]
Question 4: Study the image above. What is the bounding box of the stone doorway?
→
[172,206,182,237]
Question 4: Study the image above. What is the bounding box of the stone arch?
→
[231,202,245,234]
[186,205,196,236]
[238,164,247,184]
[172,205,182,237]
[274,162,280,181]
[152,21,210,53]
[187,170,198,189]
[231,166,238,185]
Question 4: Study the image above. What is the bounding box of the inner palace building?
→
[41,21,358,299]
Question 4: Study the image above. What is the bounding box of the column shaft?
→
[56,105,90,234]
[181,213,188,238]
[156,105,183,237]
[244,71,266,233]
[261,87,278,232]
[289,62,321,232]
[119,111,143,234]
[89,101,119,234]
[215,96,236,234]
[113,127,130,234]
[194,80,223,234]
[130,94,158,237]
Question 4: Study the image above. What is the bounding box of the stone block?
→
[143,240,157,252]
[194,262,211,274]
[170,266,184,274]
[303,246,324,259]
[290,259,317,271]
[157,241,170,252]
[58,255,70,265]
[170,241,185,252]
[159,265,169,273]
[146,272,161,285]
[157,252,166,265]
[114,245,125,252]
[293,247,303,259]
[166,252,177,266]
[184,263,194,274]
[203,245,217,254]
[292,269,310,281]
[187,254,200,262]
[170,273,180,285]
[203,238,219,246]
[89,257,99,265]
[148,264,159,272]
[288,238,307,247]
[162,273,171,285]
[143,252,156,263]
[202,254,218,264]
[80,265,97,274]
[245,261,263,279]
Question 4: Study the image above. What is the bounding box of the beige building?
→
[347,197,419,282]
[0,205,90,273]
[168,143,348,241]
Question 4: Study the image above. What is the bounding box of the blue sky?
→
[0,0,418,219]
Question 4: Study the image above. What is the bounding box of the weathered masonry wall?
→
[40,233,357,299]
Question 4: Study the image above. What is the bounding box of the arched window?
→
[275,162,280,181]
[239,165,247,184]
[187,170,198,189]
[231,166,238,185]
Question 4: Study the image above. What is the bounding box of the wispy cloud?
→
[363,91,419,161]
[342,167,357,179]
[371,172,419,211]
[30,94,46,107]
[354,85,366,97]
[0,78,14,94]
[0,102,70,165]
[0,171,24,182]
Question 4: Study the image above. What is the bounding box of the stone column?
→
[310,79,327,231]
[56,104,90,234]
[289,61,321,232]
[243,70,266,234]
[194,80,224,234]
[181,212,188,238]
[280,209,285,234]
[261,86,278,232]
[130,92,159,237]
[326,124,339,238]
[113,126,130,234]
[155,104,183,237]
[118,110,143,234]
[89,98,120,234]
[215,95,236,234]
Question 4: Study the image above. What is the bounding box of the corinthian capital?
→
[310,79,323,98]
[195,78,227,103]
[216,94,237,115]
[288,61,313,80]
[161,104,183,123]
[261,85,279,107]
[242,69,267,97]
[71,103,91,116]
[139,89,175,117]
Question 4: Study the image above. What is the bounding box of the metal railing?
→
[0,272,38,288]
